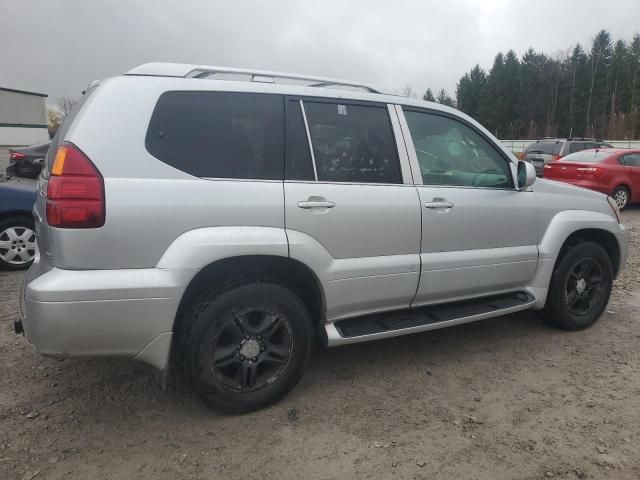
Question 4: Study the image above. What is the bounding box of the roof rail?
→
[126,62,390,94]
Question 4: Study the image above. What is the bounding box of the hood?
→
[533,177,607,200]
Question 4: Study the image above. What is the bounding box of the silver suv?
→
[18,64,629,413]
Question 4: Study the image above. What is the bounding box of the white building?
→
[0,86,49,171]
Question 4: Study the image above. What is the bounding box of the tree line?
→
[423,30,640,140]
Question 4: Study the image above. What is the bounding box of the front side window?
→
[303,101,402,184]
[403,109,512,188]
[146,91,284,179]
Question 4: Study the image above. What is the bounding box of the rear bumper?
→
[20,264,192,370]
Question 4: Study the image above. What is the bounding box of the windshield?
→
[561,150,613,163]
[524,141,562,155]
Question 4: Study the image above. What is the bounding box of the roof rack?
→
[126,63,389,94]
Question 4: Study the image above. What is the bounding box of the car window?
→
[622,153,640,166]
[146,91,284,180]
[569,143,588,154]
[302,101,402,184]
[524,142,562,155]
[563,150,612,163]
[403,109,512,189]
[285,100,315,181]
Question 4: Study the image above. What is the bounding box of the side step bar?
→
[325,291,535,347]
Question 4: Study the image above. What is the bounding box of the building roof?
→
[0,86,48,98]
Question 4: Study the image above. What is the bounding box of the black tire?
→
[611,186,630,210]
[540,241,613,331]
[182,283,313,414]
[0,216,36,270]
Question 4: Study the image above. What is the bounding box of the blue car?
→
[0,176,37,269]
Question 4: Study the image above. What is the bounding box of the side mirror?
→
[517,161,536,189]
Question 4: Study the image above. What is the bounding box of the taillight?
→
[46,142,105,228]
[10,152,25,160]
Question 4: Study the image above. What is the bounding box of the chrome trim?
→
[324,298,536,346]
[299,100,319,181]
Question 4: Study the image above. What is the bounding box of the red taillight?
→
[10,152,25,160]
[46,143,105,228]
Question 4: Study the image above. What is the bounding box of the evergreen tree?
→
[436,88,455,107]
[423,88,436,102]
[456,64,486,118]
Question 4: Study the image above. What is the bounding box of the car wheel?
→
[183,283,313,413]
[0,217,36,270]
[540,241,613,331]
[611,186,630,210]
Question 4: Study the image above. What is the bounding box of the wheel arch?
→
[557,228,621,277]
[172,254,327,354]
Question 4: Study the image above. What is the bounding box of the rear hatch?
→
[523,141,563,175]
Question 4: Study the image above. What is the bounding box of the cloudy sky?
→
[1,0,639,105]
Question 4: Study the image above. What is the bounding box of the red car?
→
[543,148,640,209]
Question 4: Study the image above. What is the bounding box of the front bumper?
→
[20,263,193,370]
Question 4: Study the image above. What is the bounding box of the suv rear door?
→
[397,106,539,304]
[284,98,421,321]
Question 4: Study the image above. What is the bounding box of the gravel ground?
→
[1,210,639,480]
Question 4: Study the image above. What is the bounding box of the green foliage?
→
[436,88,455,107]
[444,29,640,139]
[423,88,436,102]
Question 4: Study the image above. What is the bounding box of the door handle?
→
[424,199,454,209]
[297,200,336,209]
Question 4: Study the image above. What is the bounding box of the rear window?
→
[561,150,612,163]
[146,91,284,180]
[524,142,562,155]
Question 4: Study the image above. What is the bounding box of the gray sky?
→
[1,0,639,105]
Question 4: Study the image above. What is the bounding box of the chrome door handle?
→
[297,200,336,209]
[424,200,454,209]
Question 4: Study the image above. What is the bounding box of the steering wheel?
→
[415,149,450,173]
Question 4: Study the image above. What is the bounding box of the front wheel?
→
[183,283,313,413]
[540,241,613,331]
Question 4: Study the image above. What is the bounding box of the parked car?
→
[523,138,613,176]
[0,177,37,270]
[18,63,629,413]
[7,141,51,179]
[543,148,640,210]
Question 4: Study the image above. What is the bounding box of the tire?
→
[611,186,630,210]
[540,241,613,331]
[0,216,36,270]
[182,283,313,414]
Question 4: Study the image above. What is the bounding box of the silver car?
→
[18,64,629,413]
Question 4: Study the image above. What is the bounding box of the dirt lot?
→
[1,213,639,480]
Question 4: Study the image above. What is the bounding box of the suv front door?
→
[397,106,539,305]
[284,99,421,321]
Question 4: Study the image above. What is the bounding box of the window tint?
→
[403,110,512,188]
[285,100,314,181]
[146,91,284,179]
[622,153,640,166]
[303,101,402,184]
[563,150,612,163]
[524,142,562,155]
[569,143,588,154]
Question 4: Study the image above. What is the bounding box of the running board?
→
[325,291,536,346]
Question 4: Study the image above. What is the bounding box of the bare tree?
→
[400,84,418,98]
[57,96,77,122]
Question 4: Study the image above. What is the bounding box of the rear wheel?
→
[540,241,613,331]
[611,186,630,210]
[182,283,313,413]
[0,217,36,270]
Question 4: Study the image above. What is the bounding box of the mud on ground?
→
[1,210,639,480]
